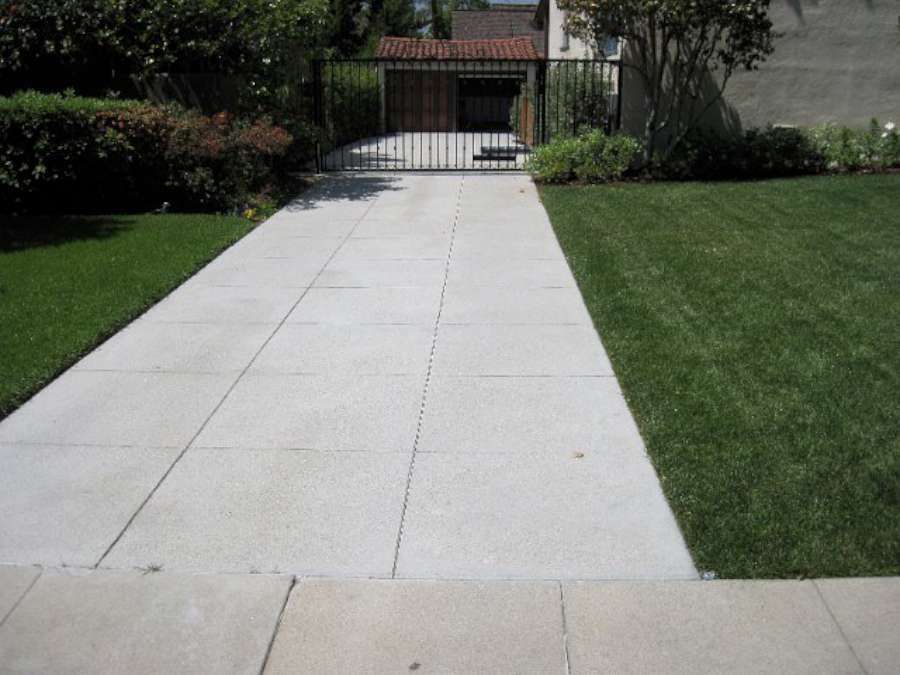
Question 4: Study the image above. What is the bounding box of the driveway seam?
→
[93,189,379,569]
[558,581,573,675]
[256,574,297,675]
[812,579,870,675]
[0,567,41,628]
[390,176,465,579]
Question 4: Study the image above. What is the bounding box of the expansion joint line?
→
[391,176,465,579]
[93,191,378,569]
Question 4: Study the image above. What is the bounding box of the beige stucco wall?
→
[547,0,596,59]
[725,0,900,128]
[621,0,900,139]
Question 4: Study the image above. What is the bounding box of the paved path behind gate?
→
[0,173,694,580]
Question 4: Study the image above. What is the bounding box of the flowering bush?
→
[0,91,293,213]
[809,120,900,172]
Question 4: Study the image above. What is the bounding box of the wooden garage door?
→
[386,70,453,132]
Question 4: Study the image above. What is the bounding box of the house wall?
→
[546,0,596,59]
[621,0,900,139]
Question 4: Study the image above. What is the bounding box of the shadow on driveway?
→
[280,175,404,213]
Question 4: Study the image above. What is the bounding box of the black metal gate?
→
[314,58,622,171]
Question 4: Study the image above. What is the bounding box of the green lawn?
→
[540,175,900,578]
[0,213,254,418]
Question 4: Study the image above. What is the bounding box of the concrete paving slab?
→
[103,449,409,575]
[0,444,179,567]
[563,580,861,674]
[351,219,453,238]
[265,578,565,674]
[432,324,613,376]
[256,218,359,238]
[396,452,695,579]
[194,374,422,451]
[816,578,900,675]
[0,371,233,448]
[315,259,447,287]
[75,321,273,374]
[452,234,562,260]
[418,376,645,454]
[335,236,450,260]
[188,257,322,288]
[0,569,290,674]
[447,257,577,288]
[250,324,433,376]
[141,284,301,324]
[441,286,593,325]
[286,286,441,325]
[0,566,40,621]
[214,234,340,263]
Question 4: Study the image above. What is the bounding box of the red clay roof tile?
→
[375,36,540,61]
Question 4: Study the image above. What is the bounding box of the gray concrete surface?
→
[0,172,694,579]
[323,131,529,170]
[0,569,290,674]
[265,579,565,673]
[2,568,895,674]
[0,173,896,672]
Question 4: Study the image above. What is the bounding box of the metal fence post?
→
[313,59,323,172]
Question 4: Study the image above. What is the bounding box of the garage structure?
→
[314,38,620,171]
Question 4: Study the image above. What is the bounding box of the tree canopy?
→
[556,0,776,161]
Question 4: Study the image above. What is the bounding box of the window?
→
[600,35,620,58]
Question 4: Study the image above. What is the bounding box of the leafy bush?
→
[0,0,330,103]
[661,126,824,180]
[0,91,293,213]
[572,130,641,182]
[510,62,615,142]
[321,63,381,149]
[526,130,639,183]
[809,120,900,172]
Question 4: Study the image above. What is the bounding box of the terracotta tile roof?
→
[376,36,541,61]
[451,7,545,57]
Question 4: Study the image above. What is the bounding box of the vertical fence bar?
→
[313,60,323,172]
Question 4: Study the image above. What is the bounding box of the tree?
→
[556,0,776,163]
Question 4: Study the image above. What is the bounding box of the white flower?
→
[886,122,896,132]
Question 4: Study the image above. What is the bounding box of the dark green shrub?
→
[0,92,293,213]
[661,126,824,180]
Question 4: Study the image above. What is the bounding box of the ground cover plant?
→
[0,213,253,418]
[540,175,900,578]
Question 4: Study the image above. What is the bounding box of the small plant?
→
[526,130,639,183]
[809,119,900,172]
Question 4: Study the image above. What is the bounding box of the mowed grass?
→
[0,213,254,418]
[540,175,900,578]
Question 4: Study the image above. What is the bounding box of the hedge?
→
[0,91,294,214]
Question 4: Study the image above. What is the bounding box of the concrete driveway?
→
[0,173,694,580]
[2,174,896,674]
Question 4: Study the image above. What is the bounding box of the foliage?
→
[510,62,616,143]
[526,130,639,183]
[0,213,253,419]
[557,0,776,163]
[0,92,293,213]
[320,63,381,149]
[660,125,824,180]
[809,119,900,172]
[541,175,900,577]
[0,0,331,100]
[658,120,899,180]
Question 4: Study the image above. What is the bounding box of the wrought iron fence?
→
[314,58,621,171]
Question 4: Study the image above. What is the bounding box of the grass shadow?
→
[0,215,136,252]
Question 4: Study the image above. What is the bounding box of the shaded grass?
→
[0,213,254,418]
[540,175,900,578]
